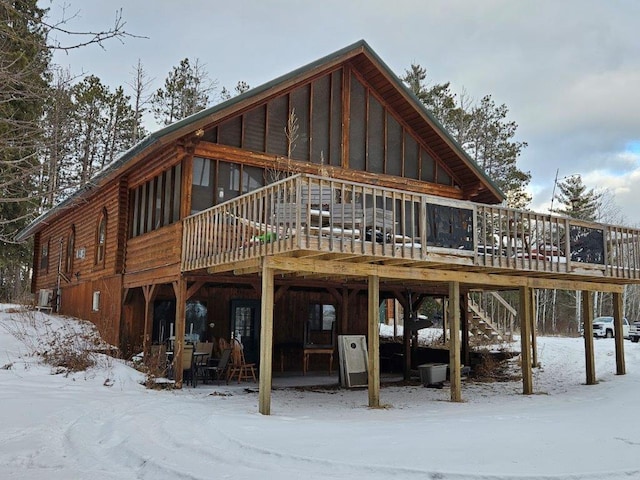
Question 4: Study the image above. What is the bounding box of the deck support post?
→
[581,290,596,384]
[461,292,470,369]
[259,266,275,415]
[173,278,187,388]
[519,286,533,394]
[142,284,157,359]
[530,289,538,367]
[613,291,626,375]
[448,282,462,402]
[367,274,380,408]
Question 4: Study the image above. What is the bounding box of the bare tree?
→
[127,59,153,142]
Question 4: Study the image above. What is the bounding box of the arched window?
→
[66,225,75,274]
[95,210,107,266]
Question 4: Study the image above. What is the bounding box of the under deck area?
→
[176,174,640,414]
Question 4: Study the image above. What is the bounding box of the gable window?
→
[95,210,107,266]
[66,226,75,274]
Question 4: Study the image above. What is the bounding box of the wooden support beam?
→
[262,256,625,293]
[448,282,462,402]
[530,288,538,368]
[613,291,626,375]
[341,287,349,336]
[259,266,275,415]
[141,284,159,358]
[173,278,187,388]
[186,281,204,301]
[412,294,427,313]
[461,293,470,368]
[582,290,596,385]
[327,287,343,305]
[274,285,289,304]
[367,275,380,408]
[519,286,533,394]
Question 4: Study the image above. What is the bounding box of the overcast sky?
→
[48,0,640,225]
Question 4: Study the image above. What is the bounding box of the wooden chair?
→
[204,347,233,384]
[182,344,195,387]
[228,339,257,383]
[193,342,214,386]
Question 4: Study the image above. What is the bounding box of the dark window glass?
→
[330,70,342,167]
[66,227,75,274]
[218,116,242,148]
[217,161,240,203]
[308,304,336,331]
[420,148,435,182]
[367,95,384,173]
[311,74,331,165]
[437,165,452,186]
[40,239,49,271]
[404,131,419,179]
[146,179,154,233]
[386,113,402,176]
[290,84,310,161]
[96,212,106,265]
[172,163,182,223]
[241,165,264,194]
[349,75,366,171]
[191,157,215,214]
[163,170,172,226]
[243,105,266,152]
[139,183,147,234]
[131,188,140,237]
[202,126,217,143]
[266,96,288,156]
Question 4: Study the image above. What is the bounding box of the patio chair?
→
[182,344,195,387]
[193,342,214,387]
[203,347,233,384]
[228,339,257,383]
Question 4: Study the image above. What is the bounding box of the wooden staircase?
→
[467,292,516,343]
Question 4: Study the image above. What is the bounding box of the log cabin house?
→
[17,40,640,414]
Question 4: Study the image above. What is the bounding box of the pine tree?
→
[553,175,601,221]
[401,64,530,208]
[152,58,215,125]
[0,0,49,301]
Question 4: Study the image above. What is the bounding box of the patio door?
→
[230,299,261,365]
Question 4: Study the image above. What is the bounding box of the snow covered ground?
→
[1,304,639,480]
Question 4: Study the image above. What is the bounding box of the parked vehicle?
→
[590,316,630,339]
[629,322,640,343]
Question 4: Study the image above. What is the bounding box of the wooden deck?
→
[181,174,640,290]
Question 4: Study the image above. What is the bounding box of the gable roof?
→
[16,40,504,242]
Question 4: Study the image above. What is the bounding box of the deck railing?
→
[181,173,640,280]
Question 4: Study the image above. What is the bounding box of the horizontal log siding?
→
[124,222,182,286]
[33,181,123,294]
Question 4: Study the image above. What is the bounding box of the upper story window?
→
[95,210,107,266]
[40,238,49,272]
[66,226,75,274]
[130,163,182,238]
[191,158,265,214]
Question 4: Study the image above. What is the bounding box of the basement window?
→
[92,291,101,312]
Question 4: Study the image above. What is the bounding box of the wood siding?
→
[123,222,182,288]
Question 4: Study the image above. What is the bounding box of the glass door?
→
[230,299,261,365]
